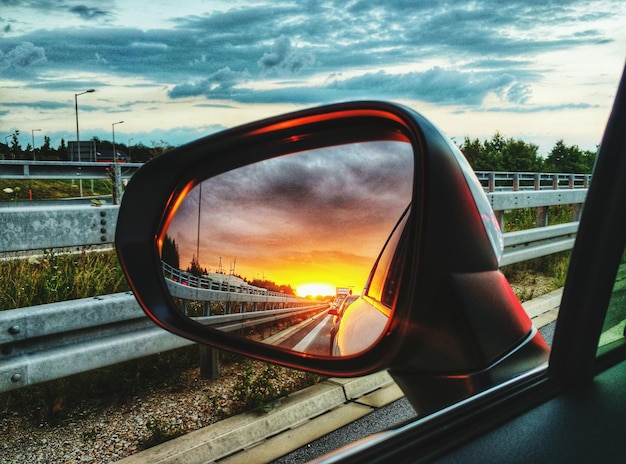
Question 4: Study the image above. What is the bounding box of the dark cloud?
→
[0,41,46,73]
[1,100,71,110]
[0,0,622,131]
[166,141,414,272]
[329,68,519,105]
[181,142,413,226]
[69,5,111,20]
[168,67,251,99]
[476,102,598,114]
[258,36,316,73]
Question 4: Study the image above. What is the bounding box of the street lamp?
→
[74,89,95,161]
[112,120,124,162]
[31,129,41,160]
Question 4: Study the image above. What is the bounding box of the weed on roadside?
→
[138,418,186,450]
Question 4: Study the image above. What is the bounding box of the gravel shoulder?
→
[1,361,317,463]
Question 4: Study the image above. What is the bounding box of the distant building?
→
[68,141,97,162]
[0,142,9,159]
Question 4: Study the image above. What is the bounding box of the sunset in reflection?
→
[163,141,413,298]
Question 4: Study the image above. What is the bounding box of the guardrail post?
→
[513,173,520,192]
[199,345,220,379]
[534,173,540,190]
[572,203,582,222]
[488,172,495,192]
[112,163,123,205]
[537,206,548,227]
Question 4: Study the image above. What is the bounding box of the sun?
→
[296,283,336,298]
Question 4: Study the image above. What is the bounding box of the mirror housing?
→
[116,102,549,403]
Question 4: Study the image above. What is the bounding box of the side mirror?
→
[116,102,549,393]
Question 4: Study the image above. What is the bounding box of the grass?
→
[0,179,113,201]
[503,204,577,232]
[0,249,129,311]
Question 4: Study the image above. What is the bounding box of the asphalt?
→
[117,288,562,464]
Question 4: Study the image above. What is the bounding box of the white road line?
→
[292,315,332,352]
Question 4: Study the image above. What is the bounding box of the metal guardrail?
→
[163,262,296,299]
[0,160,143,180]
[0,177,589,392]
[0,292,325,392]
[0,205,118,252]
[475,171,591,192]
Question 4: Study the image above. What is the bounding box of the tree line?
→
[162,235,296,295]
[458,132,597,173]
[2,129,597,173]
[1,130,174,163]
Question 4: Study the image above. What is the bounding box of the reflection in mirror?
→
[161,141,413,357]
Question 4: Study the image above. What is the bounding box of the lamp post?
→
[112,120,124,162]
[31,129,41,160]
[112,120,124,204]
[74,89,95,161]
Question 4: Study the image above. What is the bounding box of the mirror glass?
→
[160,141,413,356]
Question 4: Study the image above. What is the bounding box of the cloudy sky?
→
[166,142,413,295]
[1,0,624,155]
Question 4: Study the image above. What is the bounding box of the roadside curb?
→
[522,288,562,327]
[117,371,396,463]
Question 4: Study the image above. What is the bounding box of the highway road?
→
[271,310,334,356]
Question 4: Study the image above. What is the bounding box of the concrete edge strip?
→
[117,371,394,463]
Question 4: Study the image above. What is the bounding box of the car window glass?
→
[597,247,626,352]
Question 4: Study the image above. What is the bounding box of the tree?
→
[459,132,543,172]
[459,137,496,171]
[545,140,595,173]
[482,132,506,171]
[10,130,22,159]
[40,135,52,157]
[501,138,543,172]
[57,138,68,160]
[250,279,296,295]
[162,235,180,269]
[148,139,175,158]
[186,254,207,277]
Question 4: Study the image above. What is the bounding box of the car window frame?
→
[549,64,626,386]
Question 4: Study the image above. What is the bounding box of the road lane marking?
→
[292,315,332,352]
